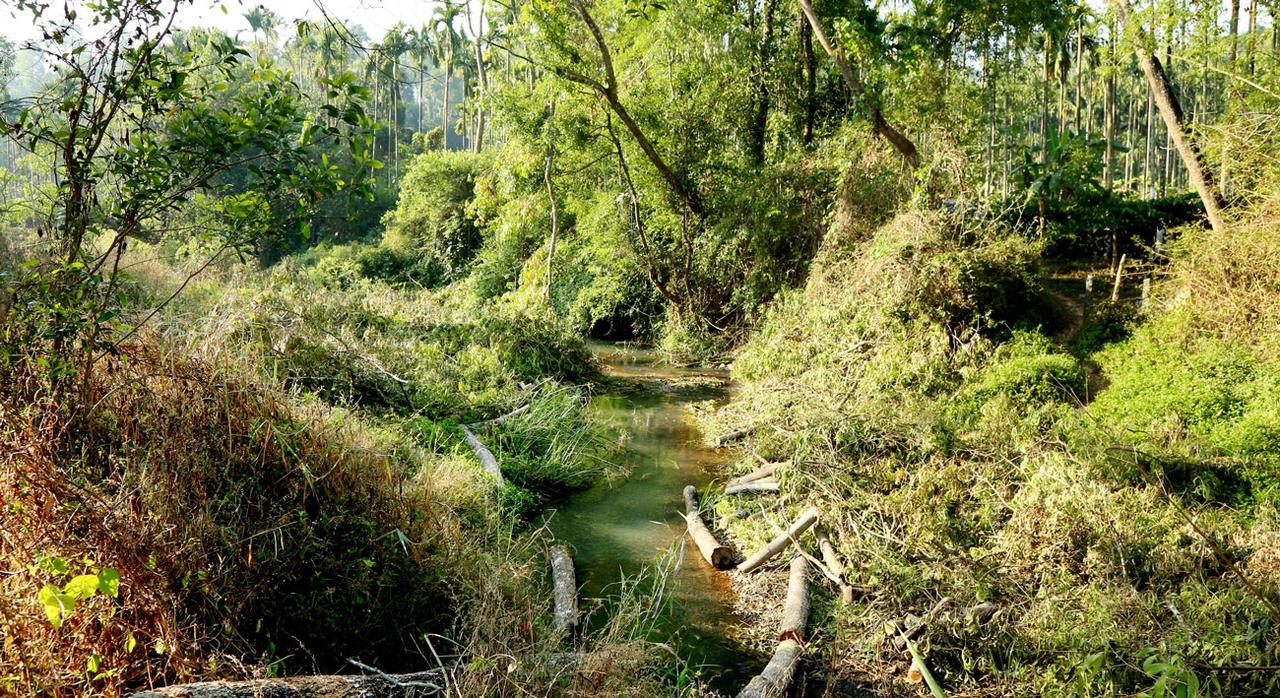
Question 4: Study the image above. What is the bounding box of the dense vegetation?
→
[1,0,1279,695]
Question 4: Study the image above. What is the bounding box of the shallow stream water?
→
[547,341,760,692]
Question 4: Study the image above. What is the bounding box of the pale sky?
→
[1,0,439,46]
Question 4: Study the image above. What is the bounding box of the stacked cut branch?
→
[683,485,734,568]
[737,556,810,698]
[550,545,579,641]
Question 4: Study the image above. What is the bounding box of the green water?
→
[548,342,760,691]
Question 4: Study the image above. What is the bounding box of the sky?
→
[1,0,438,46]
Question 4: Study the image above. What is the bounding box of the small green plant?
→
[1139,651,1201,698]
[33,556,119,628]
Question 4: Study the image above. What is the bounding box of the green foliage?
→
[382,151,489,284]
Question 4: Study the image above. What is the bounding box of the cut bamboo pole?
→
[737,557,810,698]
[128,672,443,697]
[550,545,578,640]
[815,527,853,604]
[1111,253,1127,301]
[736,640,801,698]
[724,479,780,495]
[737,507,820,573]
[682,486,734,569]
[725,461,789,488]
[461,425,504,486]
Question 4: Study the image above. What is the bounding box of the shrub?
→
[382,151,489,284]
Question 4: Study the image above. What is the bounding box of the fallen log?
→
[724,479,780,495]
[682,486,734,569]
[724,461,789,488]
[778,556,810,642]
[550,545,578,640]
[128,672,442,698]
[461,425,504,486]
[737,507,820,574]
[815,527,853,604]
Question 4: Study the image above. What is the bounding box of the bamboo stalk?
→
[682,486,734,569]
[725,461,789,488]
[815,527,853,604]
[737,557,810,697]
[737,507,820,573]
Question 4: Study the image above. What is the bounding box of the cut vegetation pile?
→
[699,206,1280,695]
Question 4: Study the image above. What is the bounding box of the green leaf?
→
[125,631,137,653]
[64,574,101,601]
[86,654,100,674]
[98,568,119,598]
[37,584,74,628]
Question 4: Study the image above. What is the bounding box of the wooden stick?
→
[737,507,820,573]
[724,479,780,495]
[714,425,755,447]
[778,556,810,642]
[815,527,853,604]
[735,640,802,698]
[461,425,504,486]
[1111,253,1127,301]
[550,545,578,640]
[682,486,734,569]
[725,461,789,488]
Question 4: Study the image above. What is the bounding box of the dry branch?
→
[682,485,734,568]
[550,545,578,640]
[737,507,820,573]
[461,425,504,486]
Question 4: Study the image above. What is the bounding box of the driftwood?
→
[724,461,789,488]
[682,486,734,568]
[737,557,810,698]
[461,425,504,486]
[550,545,578,640]
[128,672,443,698]
[724,479,780,495]
[737,507,820,573]
[815,527,853,604]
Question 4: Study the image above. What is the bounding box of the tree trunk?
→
[442,48,452,149]
[796,0,920,168]
[543,147,558,302]
[747,0,778,165]
[1230,0,1241,64]
[461,425,503,486]
[1110,0,1227,232]
[799,12,816,145]
[1105,18,1117,189]
[736,557,809,698]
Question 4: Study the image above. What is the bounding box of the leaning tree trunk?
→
[1110,0,1227,232]
[796,0,920,168]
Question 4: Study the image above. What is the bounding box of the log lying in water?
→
[682,485,734,569]
[724,478,780,495]
[737,507,820,573]
[550,545,578,640]
[461,425,504,486]
[724,460,789,488]
[128,672,443,698]
[737,557,810,698]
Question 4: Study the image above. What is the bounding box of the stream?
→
[547,341,760,692]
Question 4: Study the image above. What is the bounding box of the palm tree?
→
[408,27,436,134]
[432,2,464,150]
